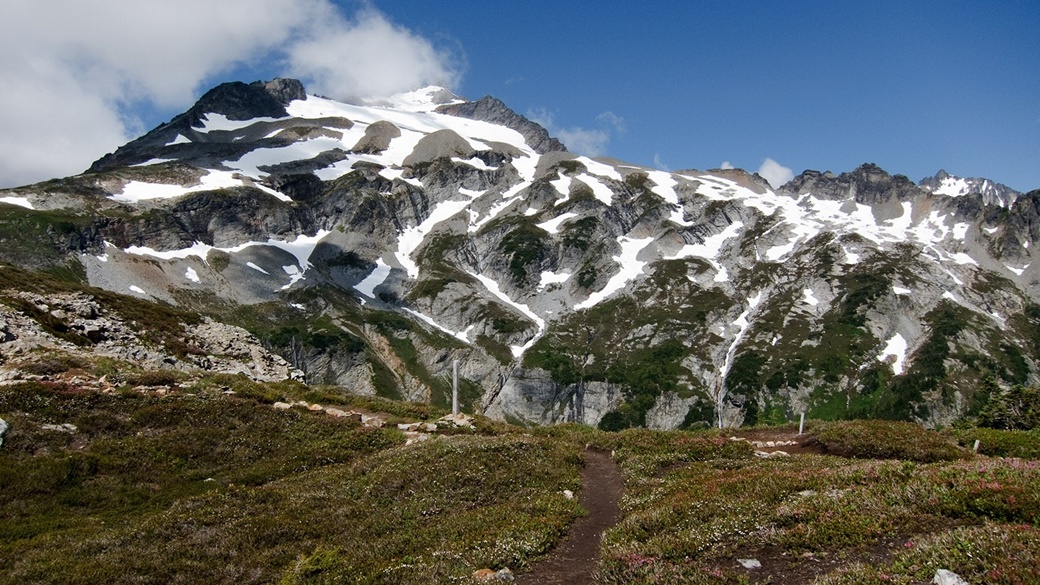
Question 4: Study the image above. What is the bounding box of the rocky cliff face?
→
[2,79,1039,429]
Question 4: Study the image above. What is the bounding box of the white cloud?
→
[720,161,735,170]
[653,154,670,171]
[596,111,626,133]
[757,157,794,188]
[0,1,461,187]
[285,7,463,101]
[527,108,623,157]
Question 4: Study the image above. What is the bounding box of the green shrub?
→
[948,426,1040,459]
[811,420,969,462]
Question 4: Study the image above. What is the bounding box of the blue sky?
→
[369,1,1040,190]
[1,1,1037,191]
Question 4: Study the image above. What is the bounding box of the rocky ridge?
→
[2,78,1040,429]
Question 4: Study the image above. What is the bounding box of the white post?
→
[452,359,459,415]
[973,439,981,453]
[798,412,805,435]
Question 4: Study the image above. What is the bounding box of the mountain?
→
[919,169,1022,207]
[2,78,1040,430]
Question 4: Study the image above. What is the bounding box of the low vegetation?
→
[0,378,582,584]
[597,424,1040,584]
[2,363,1039,583]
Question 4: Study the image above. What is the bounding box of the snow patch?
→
[574,157,622,180]
[647,170,693,227]
[396,198,471,278]
[124,231,329,276]
[575,236,656,310]
[722,292,764,379]
[952,223,969,240]
[403,308,471,344]
[281,265,304,289]
[128,285,146,295]
[539,270,571,290]
[803,289,819,306]
[198,113,279,132]
[165,134,191,146]
[536,212,578,234]
[932,176,972,197]
[184,267,200,283]
[112,170,242,202]
[470,273,545,358]
[713,265,730,283]
[0,196,33,209]
[892,286,911,295]
[355,259,392,298]
[574,174,614,206]
[267,230,330,271]
[246,262,270,275]
[878,333,908,375]
[451,156,498,171]
[551,176,572,199]
[948,253,977,265]
[842,246,860,264]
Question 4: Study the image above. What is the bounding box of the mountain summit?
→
[2,78,1039,429]
[919,169,1022,207]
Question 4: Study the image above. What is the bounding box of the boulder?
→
[361,414,385,428]
[0,417,8,448]
[438,413,475,428]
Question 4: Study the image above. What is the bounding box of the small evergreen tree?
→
[977,384,1040,430]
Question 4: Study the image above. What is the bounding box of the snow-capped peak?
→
[920,169,1021,207]
[360,86,466,112]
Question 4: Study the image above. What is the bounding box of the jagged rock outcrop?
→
[0,290,294,383]
[437,96,567,155]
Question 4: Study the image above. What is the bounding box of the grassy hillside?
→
[3,373,1040,583]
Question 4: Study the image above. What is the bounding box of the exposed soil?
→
[516,448,624,584]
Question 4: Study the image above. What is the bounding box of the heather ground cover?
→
[596,421,1040,584]
[0,378,583,584]
[3,379,1039,584]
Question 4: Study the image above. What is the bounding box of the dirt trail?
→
[516,448,624,585]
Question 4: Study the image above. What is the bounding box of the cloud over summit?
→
[0,1,462,187]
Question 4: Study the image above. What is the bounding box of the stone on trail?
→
[41,423,77,433]
[737,558,762,569]
[361,414,384,428]
[933,569,968,585]
[472,568,514,582]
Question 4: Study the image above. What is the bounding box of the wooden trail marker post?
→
[452,360,460,416]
